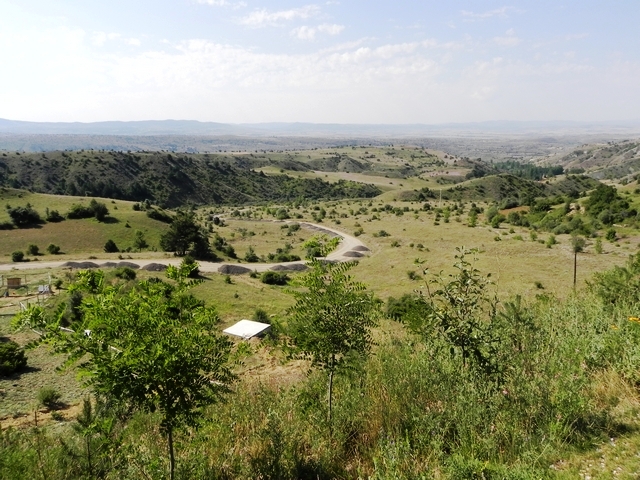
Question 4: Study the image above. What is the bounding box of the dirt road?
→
[0,221,369,274]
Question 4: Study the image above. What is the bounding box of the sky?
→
[1,0,639,124]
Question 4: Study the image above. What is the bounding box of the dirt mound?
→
[352,245,370,252]
[116,261,140,269]
[62,261,100,269]
[100,262,119,268]
[141,263,168,272]
[218,264,252,275]
[271,263,308,272]
[343,251,365,258]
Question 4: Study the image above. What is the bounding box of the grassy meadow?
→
[2,171,640,478]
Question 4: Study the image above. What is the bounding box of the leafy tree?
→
[47,243,61,254]
[11,251,24,262]
[244,246,260,263]
[286,260,379,424]
[8,204,41,227]
[89,199,109,222]
[409,248,499,376]
[15,264,235,480]
[160,211,211,258]
[103,239,119,253]
[0,337,27,376]
[133,230,148,252]
[27,244,39,256]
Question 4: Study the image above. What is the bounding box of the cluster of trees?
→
[4,200,111,229]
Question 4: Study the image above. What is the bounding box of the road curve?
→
[0,221,369,274]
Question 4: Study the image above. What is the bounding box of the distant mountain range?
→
[2,118,640,137]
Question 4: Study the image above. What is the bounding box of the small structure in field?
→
[223,320,271,340]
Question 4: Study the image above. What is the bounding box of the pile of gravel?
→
[343,251,365,258]
[352,245,370,252]
[271,263,308,272]
[142,263,168,272]
[100,262,119,268]
[116,261,140,269]
[218,264,252,275]
[62,261,100,269]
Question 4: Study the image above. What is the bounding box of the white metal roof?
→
[223,319,271,339]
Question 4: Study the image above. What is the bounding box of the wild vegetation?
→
[1,143,640,478]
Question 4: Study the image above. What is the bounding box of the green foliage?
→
[0,338,27,376]
[26,243,39,255]
[180,255,200,277]
[114,267,137,281]
[244,246,260,263]
[8,204,41,227]
[103,239,119,253]
[45,208,64,222]
[26,266,235,478]
[595,237,603,254]
[46,243,61,254]
[133,230,148,251]
[67,199,109,222]
[606,228,617,241]
[260,271,289,286]
[302,235,340,258]
[37,387,62,409]
[146,208,173,223]
[160,211,212,258]
[287,260,379,422]
[11,250,24,262]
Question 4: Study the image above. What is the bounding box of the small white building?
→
[223,320,271,340]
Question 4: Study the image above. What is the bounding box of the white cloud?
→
[195,0,247,7]
[462,6,512,20]
[291,23,344,40]
[240,5,320,27]
[493,28,521,47]
[318,24,344,35]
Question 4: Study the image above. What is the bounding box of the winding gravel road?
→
[0,221,369,274]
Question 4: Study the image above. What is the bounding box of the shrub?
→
[37,387,62,409]
[26,244,39,256]
[45,209,64,222]
[11,251,24,262]
[104,239,119,253]
[47,243,61,254]
[0,221,13,230]
[244,246,260,263]
[8,204,41,227]
[181,255,200,277]
[260,271,289,285]
[114,267,137,281]
[0,338,27,376]
[146,208,173,223]
[606,228,617,242]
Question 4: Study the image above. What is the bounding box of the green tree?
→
[8,204,41,227]
[571,234,586,288]
[408,247,499,375]
[160,211,211,258]
[16,265,235,480]
[103,239,119,253]
[133,230,148,252]
[286,260,379,424]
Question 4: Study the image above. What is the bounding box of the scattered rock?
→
[141,263,168,272]
[218,265,251,275]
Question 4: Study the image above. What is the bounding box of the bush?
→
[0,338,27,376]
[45,209,64,222]
[181,255,199,277]
[11,251,24,262]
[37,387,62,409]
[114,267,137,281]
[260,271,289,285]
[606,228,617,242]
[146,208,173,223]
[8,204,41,227]
[26,244,39,256]
[104,239,119,253]
[47,243,61,254]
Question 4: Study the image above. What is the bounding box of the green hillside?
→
[0,151,381,207]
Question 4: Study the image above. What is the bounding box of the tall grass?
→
[2,256,640,479]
